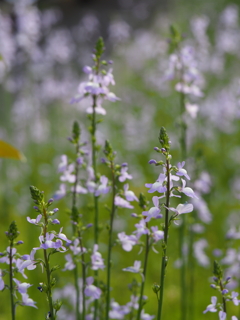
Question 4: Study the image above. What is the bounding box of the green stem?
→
[91,95,99,320]
[157,159,171,320]
[72,141,81,320]
[106,161,116,320]
[43,249,55,320]
[188,219,195,320]
[136,231,150,320]
[77,229,86,320]
[219,280,227,313]
[43,207,55,320]
[178,53,187,320]
[9,241,15,320]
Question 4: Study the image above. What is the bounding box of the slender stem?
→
[219,280,227,313]
[77,229,86,320]
[157,159,171,320]
[43,249,54,319]
[9,241,15,320]
[91,94,99,320]
[106,161,116,320]
[43,207,55,320]
[136,231,150,320]
[178,52,187,320]
[188,218,195,320]
[72,141,81,320]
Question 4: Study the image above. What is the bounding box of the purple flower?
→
[141,310,155,320]
[231,291,240,306]
[176,161,190,180]
[63,254,75,271]
[123,184,138,202]
[134,220,149,238]
[21,293,37,308]
[57,227,72,244]
[27,214,42,225]
[219,311,226,320]
[151,226,164,243]
[168,203,194,216]
[54,184,67,200]
[69,238,87,255]
[0,269,5,290]
[118,232,138,251]
[203,296,217,313]
[119,166,132,182]
[142,196,162,222]
[84,276,101,299]
[114,196,134,209]
[91,244,105,270]
[145,173,167,194]
[52,219,60,225]
[178,179,198,198]
[123,260,141,273]
[13,278,32,294]
[95,176,110,196]
[71,184,88,194]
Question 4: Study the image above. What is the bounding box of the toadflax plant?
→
[146,127,197,320]
[28,186,72,320]
[0,221,37,320]
[203,260,240,320]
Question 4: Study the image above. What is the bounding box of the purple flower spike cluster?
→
[71,38,120,115]
[0,221,37,311]
[145,159,196,222]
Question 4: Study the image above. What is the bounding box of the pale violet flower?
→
[203,296,217,313]
[219,311,226,320]
[134,219,149,238]
[123,260,141,273]
[54,184,67,200]
[91,244,105,270]
[63,254,75,271]
[21,293,37,308]
[151,226,164,243]
[141,310,155,320]
[84,276,101,299]
[13,278,32,294]
[118,232,138,252]
[95,176,110,196]
[123,184,138,202]
[178,179,198,198]
[0,269,5,290]
[114,196,134,209]
[231,291,240,306]
[142,196,162,222]
[27,214,42,225]
[176,162,190,180]
[145,173,167,194]
[119,165,132,182]
[168,203,194,216]
[185,102,199,118]
[193,239,210,267]
[71,184,88,194]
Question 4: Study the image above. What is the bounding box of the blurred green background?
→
[1,0,240,319]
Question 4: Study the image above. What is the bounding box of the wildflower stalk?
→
[136,231,150,320]
[77,228,86,320]
[170,25,188,320]
[6,221,19,320]
[71,121,82,320]
[42,206,55,320]
[89,38,104,320]
[157,157,170,320]
[104,141,116,320]
[9,240,15,320]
